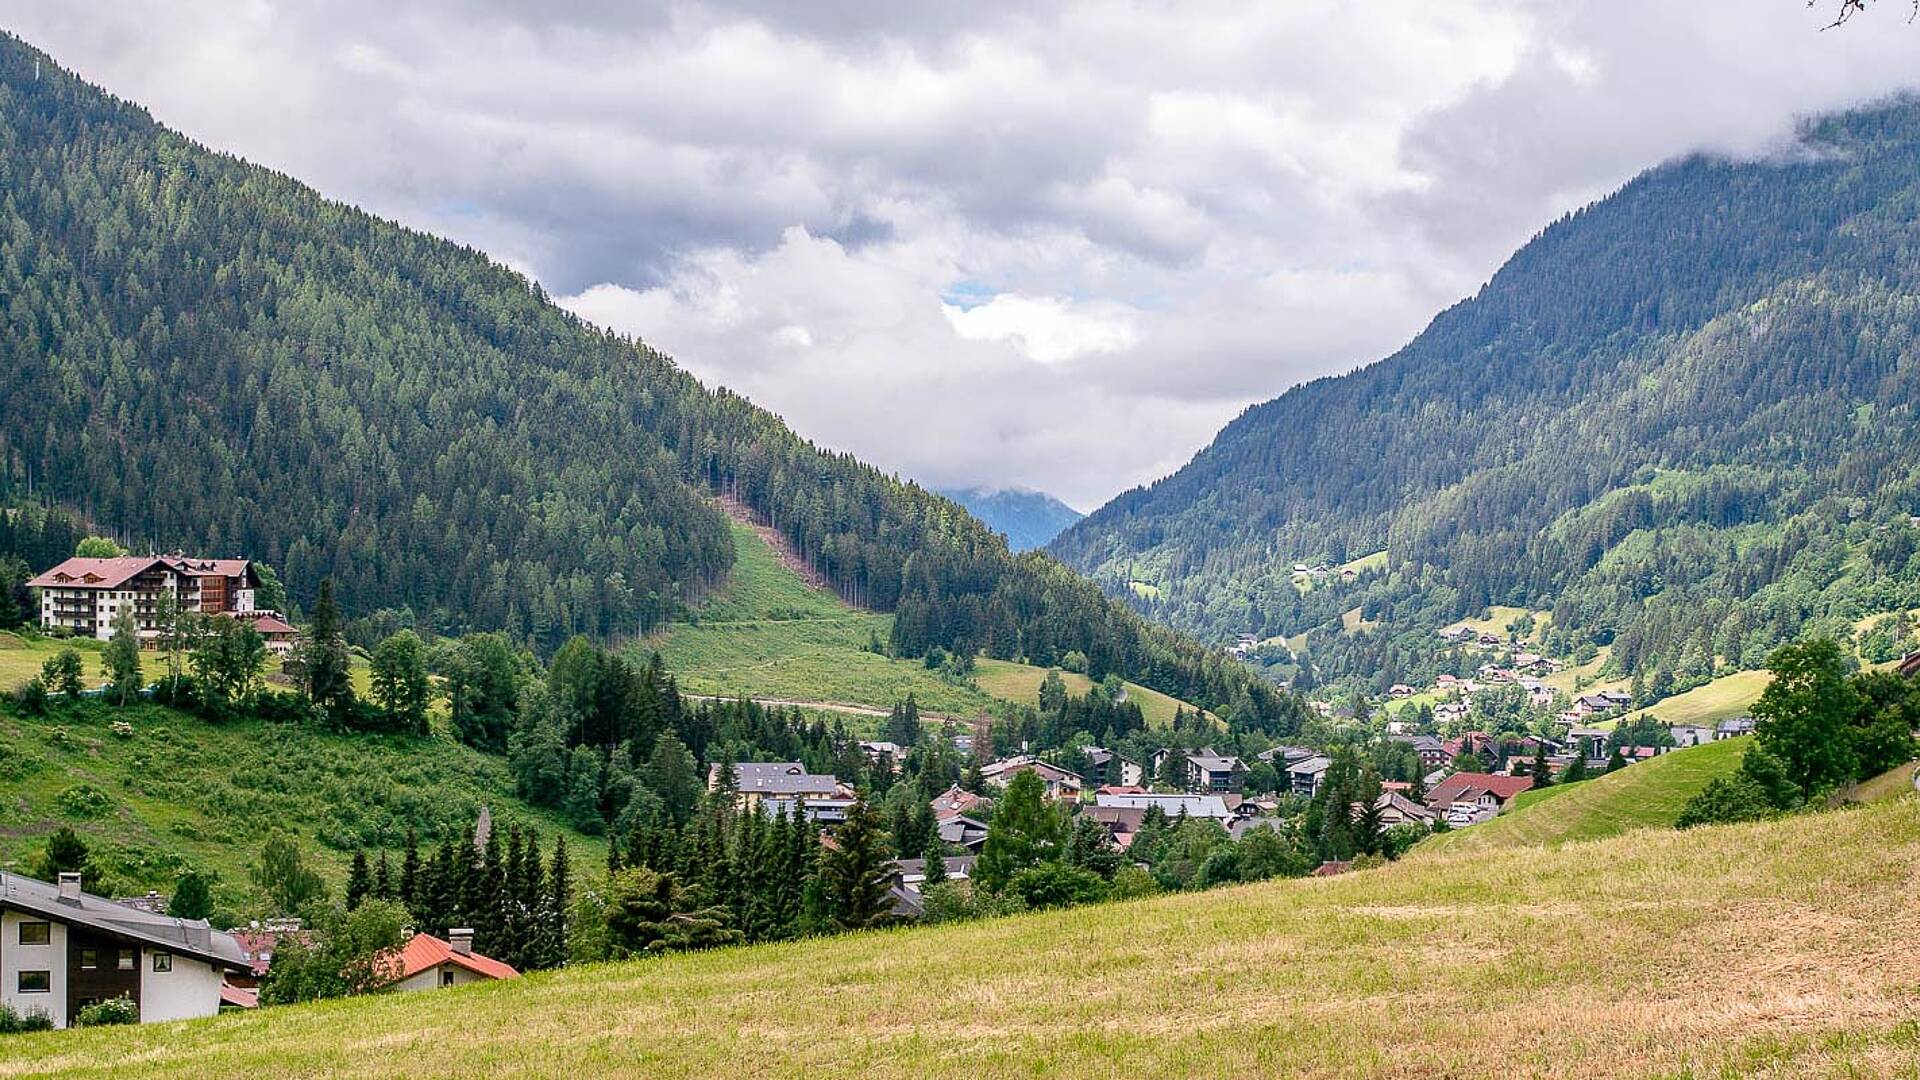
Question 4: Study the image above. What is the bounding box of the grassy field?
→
[971,659,1208,727]
[0,699,604,915]
[1419,737,1750,853]
[1619,668,1772,728]
[0,630,109,690]
[6,797,1918,1078]
[646,520,1002,715]
[653,520,1214,721]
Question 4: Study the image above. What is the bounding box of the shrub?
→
[0,1004,54,1034]
[56,784,115,818]
[74,996,138,1027]
[1007,863,1109,909]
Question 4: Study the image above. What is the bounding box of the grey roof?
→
[1093,793,1233,819]
[892,856,977,879]
[1289,755,1333,776]
[0,872,246,970]
[721,761,844,795]
[1393,734,1446,752]
[1186,753,1243,773]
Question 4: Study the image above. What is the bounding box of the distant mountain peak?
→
[938,486,1084,551]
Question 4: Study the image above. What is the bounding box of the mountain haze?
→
[0,33,1292,725]
[939,487,1084,551]
[1055,98,1920,688]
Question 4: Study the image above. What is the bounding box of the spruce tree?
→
[399,828,422,915]
[345,851,372,911]
[372,850,395,902]
[817,795,893,931]
[298,577,355,720]
[1531,741,1553,787]
[546,835,572,967]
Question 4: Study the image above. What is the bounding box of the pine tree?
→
[345,851,371,911]
[399,828,422,915]
[817,795,893,931]
[545,835,572,967]
[1605,746,1629,773]
[372,850,395,902]
[167,870,213,920]
[1531,741,1553,787]
[298,577,355,720]
[518,830,546,970]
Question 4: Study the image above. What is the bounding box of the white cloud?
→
[942,294,1138,365]
[5,0,1919,508]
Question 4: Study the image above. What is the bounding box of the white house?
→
[0,871,245,1028]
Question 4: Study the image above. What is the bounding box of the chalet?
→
[1082,805,1147,848]
[1392,734,1451,771]
[1081,746,1144,787]
[929,784,986,820]
[1254,745,1315,768]
[1183,750,1246,794]
[934,815,990,851]
[1669,724,1716,748]
[1438,626,1475,643]
[887,856,979,917]
[1565,727,1610,762]
[1288,755,1332,798]
[857,741,905,771]
[1572,691,1631,718]
[0,871,247,1028]
[1093,792,1234,821]
[1900,650,1920,678]
[713,762,854,822]
[1716,716,1757,739]
[1423,772,1534,817]
[226,919,311,990]
[27,555,263,644]
[1372,791,1433,827]
[383,930,518,992]
[979,756,1083,801]
[229,611,299,657]
[1387,683,1415,698]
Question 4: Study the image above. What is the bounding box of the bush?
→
[56,784,115,818]
[74,996,138,1027]
[918,881,1027,925]
[0,1003,54,1034]
[1007,863,1109,909]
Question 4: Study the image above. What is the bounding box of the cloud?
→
[5,0,1920,507]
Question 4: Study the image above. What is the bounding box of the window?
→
[441,971,455,987]
[17,971,49,993]
[17,921,50,946]
[151,952,172,973]
[117,949,135,971]
[80,948,99,969]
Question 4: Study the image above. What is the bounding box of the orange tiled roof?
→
[388,933,519,983]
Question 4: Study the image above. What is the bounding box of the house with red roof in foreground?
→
[1423,772,1535,823]
[384,929,518,992]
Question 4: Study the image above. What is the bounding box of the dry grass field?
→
[4,796,1917,1079]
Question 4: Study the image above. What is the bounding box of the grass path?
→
[5,799,1918,1078]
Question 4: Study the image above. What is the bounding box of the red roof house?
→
[1424,771,1535,811]
[384,931,519,992]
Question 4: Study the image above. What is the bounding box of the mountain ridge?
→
[938,486,1084,551]
[1053,96,1920,691]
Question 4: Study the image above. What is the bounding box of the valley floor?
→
[5,798,1917,1079]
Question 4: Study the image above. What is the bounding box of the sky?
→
[4,1,1919,510]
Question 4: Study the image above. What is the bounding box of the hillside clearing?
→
[1418,737,1750,853]
[5,799,1918,1078]
[970,659,1210,727]
[1621,668,1772,728]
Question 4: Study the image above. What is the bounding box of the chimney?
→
[57,872,82,901]
[449,928,474,956]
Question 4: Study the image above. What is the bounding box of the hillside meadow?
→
[650,518,1214,722]
[0,699,604,911]
[1418,736,1749,853]
[3,797,1917,1078]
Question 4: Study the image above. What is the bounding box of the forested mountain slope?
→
[1054,97,1920,689]
[0,34,1292,727]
